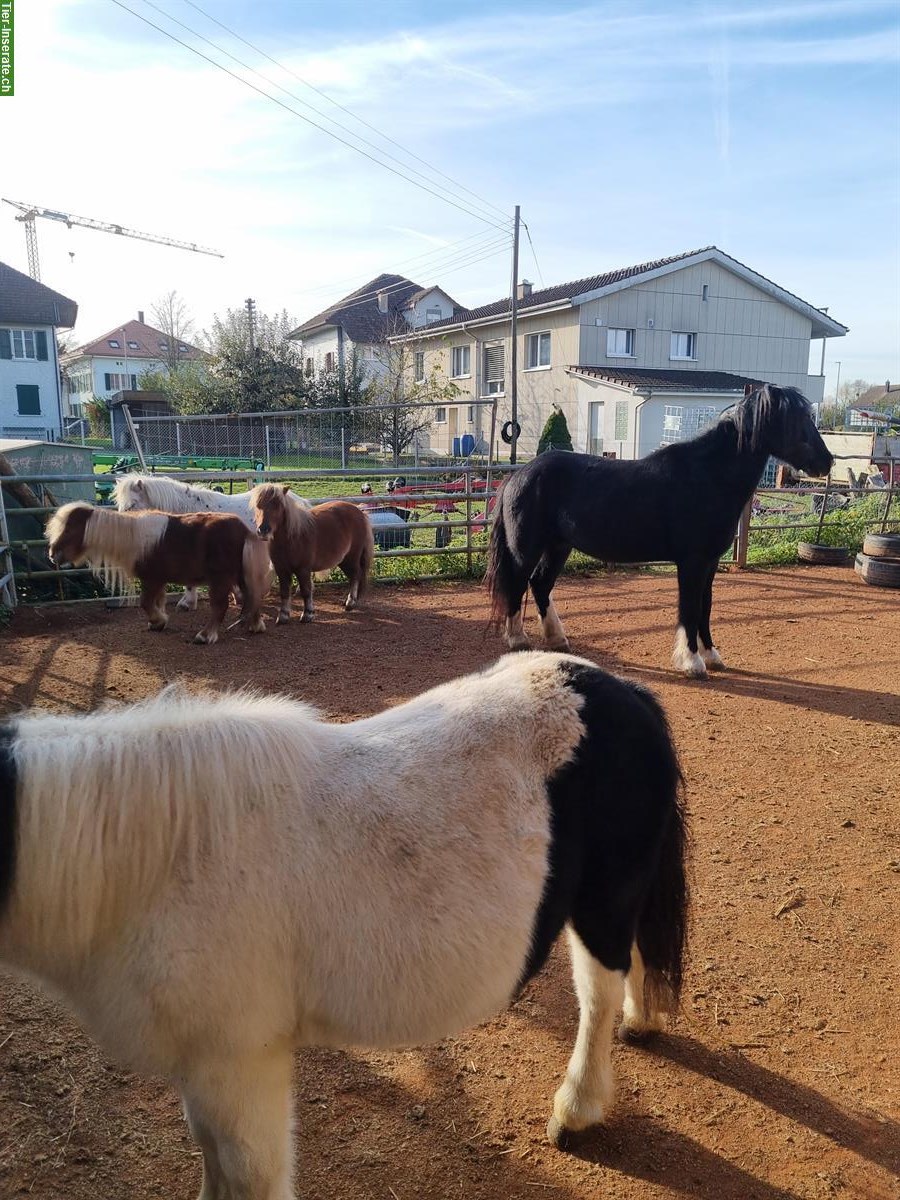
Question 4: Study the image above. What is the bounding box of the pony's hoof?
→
[147,621,167,632]
[546,1117,582,1150]
[299,610,314,623]
[248,616,266,634]
[544,636,570,652]
[193,631,218,645]
[276,612,291,625]
[617,1020,660,1044]
[506,635,531,651]
[345,598,357,611]
[702,648,726,671]
[176,598,194,612]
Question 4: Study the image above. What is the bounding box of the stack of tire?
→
[855,533,900,589]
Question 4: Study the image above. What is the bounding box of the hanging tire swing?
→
[500,420,521,445]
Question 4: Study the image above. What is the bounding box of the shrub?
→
[537,406,573,454]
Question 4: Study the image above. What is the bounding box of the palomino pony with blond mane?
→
[46,502,271,644]
[250,483,374,623]
[114,474,257,612]
[0,652,688,1198]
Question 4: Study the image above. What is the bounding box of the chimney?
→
[886,380,891,393]
[377,291,389,314]
[517,280,533,301]
[138,310,145,324]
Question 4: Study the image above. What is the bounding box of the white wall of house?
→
[577,261,825,401]
[65,354,168,414]
[0,323,64,439]
[403,288,457,329]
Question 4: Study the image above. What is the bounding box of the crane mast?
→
[2,198,224,281]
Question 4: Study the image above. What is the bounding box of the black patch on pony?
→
[518,662,687,1001]
[0,722,18,919]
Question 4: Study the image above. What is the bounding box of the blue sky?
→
[4,0,899,393]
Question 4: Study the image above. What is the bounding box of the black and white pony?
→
[0,653,688,1200]
[485,384,834,677]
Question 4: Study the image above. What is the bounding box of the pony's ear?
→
[282,484,290,495]
[135,479,144,491]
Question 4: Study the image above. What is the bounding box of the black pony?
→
[485,384,833,677]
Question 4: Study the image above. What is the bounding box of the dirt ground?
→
[0,565,898,1200]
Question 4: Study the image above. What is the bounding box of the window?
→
[670,332,697,360]
[467,405,475,423]
[158,340,169,351]
[701,284,709,302]
[662,404,718,444]
[662,405,683,444]
[178,344,188,352]
[103,372,136,391]
[127,340,140,350]
[324,352,335,372]
[425,306,442,324]
[16,385,41,416]
[436,407,447,423]
[414,351,425,383]
[108,339,120,349]
[451,345,470,378]
[525,331,551,370]
[304,357,314,377]
[482,343,505,395]
[614,400,629,440]
[607,328,635,358]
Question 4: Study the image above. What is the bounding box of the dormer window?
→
[127,341,139,350]
[425,306,442,324]
[158,341,169,351]
[178,344,188,352]
[108,339,120,349]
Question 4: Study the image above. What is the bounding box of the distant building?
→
[0,260,78,441]
[62,314,205,418]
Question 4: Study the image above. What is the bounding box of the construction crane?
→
[2,198,224,281]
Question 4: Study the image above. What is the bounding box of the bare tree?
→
[369,337,460,466]
[151,291,197,376]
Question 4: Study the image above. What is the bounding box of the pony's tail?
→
[356,515,375,600]
[634,703,690,1016]
[241,535,274,613]
[483,482,518,632]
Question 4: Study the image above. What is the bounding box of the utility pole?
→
[245,298,257,351]
[510,204,520,465]
[834,360,842,408]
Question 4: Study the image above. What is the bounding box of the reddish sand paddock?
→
[0,565,898,1200]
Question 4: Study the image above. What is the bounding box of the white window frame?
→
[414,351,425,383]
[525,330,551,371]
[662,405,683,444]
[482,342,505,397]
[451,345,471,379]
[11,330,37,360]
[607,328,635,358]
[435,406,447,423]
[670,332,697,361]
[425,306,442,324]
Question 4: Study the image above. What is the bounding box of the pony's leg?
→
[275,570,293,625]
[501,568,533,650]
[548,927,625,1144]
[183,1052,294,1200]
[529,545,572,651]
[698,562,725,670]
[194,584,230,645]
[141,583,169,631]
[339,552,365,610]
[672,561,708,678]
[296,569,314,622]
[177,586,200,612]
[618,942,665,1042]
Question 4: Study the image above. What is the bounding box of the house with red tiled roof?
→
[288,273,461,378]
[0,260,78,440]
[61,313,205,417]
[390,246,848,460]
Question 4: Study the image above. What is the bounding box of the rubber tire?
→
[797,542,852,566]
[855,552,900,588]
[862,533,900,560]
[500,420,521,445]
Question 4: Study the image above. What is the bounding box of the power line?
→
[180,0,510,223]
[111,0,511,233]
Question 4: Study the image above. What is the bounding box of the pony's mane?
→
[49,502,168,593]
[115,474,220,513]
[10,684,323,953]
[724,384,812,451]
[252,485,313,541]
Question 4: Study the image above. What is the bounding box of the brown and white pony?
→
[250,484,374,624]
[46,502,272,644]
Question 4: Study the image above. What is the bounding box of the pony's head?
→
[732,385,833,477]
[251,484,292,540]
[113,475,153,512]
[46,502,93,566]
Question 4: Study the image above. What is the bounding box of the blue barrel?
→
[452,436,461,456]
[461,433,475,457]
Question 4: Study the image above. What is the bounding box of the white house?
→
[289,273,460,381]
[393,246,848,460]
[62,314,205,417]
[0,261,78,441]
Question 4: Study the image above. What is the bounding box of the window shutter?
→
[105,373,112,390]
[0,329,10,359]
[35,331,49,361]
[16,385,41,416]
[484,344,504,382]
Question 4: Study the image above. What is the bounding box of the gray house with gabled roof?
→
[0,261,78,440]
[390,246,848,460]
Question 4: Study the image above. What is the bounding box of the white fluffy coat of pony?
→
[0,653,688,1200]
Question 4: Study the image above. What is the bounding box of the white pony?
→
[114,474,257,611]
[0,653,688,1200]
